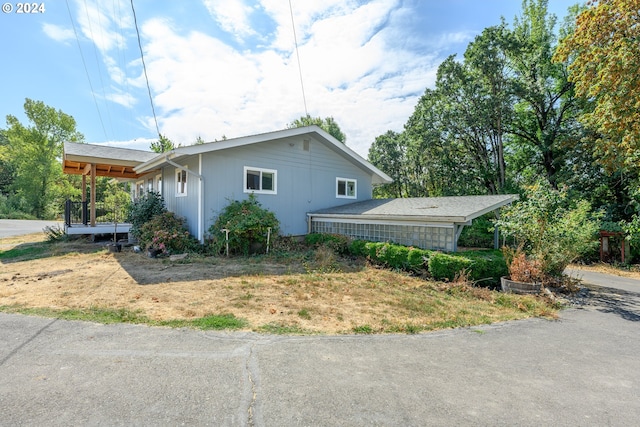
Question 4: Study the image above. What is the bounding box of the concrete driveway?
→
[0,219,63,239]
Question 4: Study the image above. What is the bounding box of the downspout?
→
[164,156,205,243]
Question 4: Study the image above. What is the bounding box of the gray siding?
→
[163,157,200,237]
[191,135,375,237]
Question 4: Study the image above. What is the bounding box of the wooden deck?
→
[64,223,131,236]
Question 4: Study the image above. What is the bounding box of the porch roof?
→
[63,142,158,179]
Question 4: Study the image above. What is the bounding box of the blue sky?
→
[1,0,578,157]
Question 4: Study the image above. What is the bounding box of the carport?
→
[307,195,518,252]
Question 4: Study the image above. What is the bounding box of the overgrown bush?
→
[208,195,280,255]
[495,182,601,277]
[126,192,166,239]
[137,211,198,254]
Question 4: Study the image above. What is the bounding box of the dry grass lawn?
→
[0,233,558,334]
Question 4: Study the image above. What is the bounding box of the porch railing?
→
[64,200,129,227]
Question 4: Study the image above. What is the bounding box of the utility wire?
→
[83,0,114,138]
[289,0,308,117]
[65,0,108,139]
[130,0,161,137]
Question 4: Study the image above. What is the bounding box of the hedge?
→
[306,234,507,287]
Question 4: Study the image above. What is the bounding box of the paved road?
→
[0,219,63,239]
[1,273,639,426]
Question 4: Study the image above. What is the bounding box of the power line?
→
[289,0,308,117]
[130,0,161,138]
[65,0,108,139]
[83,0,114,138]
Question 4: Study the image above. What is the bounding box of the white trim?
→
[155,173,162,195]
[336,177,357,199]
[243,166,277,194]
[198,154,204,243]
[308,215,455,228]
[135,180,144,199]
[176,168,187,197]
[133,126,392,185]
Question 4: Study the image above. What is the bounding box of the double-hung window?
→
[176,168,187,197]
[336,177,357,199]
[244,166,277,194]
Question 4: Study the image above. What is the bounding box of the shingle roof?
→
[64,142,157,164]
[63,142,158,179]
[309,195,518,223]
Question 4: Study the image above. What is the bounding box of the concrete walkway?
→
[2,272,639,426]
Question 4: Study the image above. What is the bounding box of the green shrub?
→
[463,250,509,285]
[137,212,198,254]
[208,194,280,255]
[348,239,368,257]
[428,253,473,281]
[352,241,430,272]
[126,192,166,239]
[407,247,430,271]
[305,233,350,254]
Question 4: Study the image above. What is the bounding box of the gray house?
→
[63,125,516,251]
[132,126,392,241]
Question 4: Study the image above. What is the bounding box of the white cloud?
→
[121,0,442,157]
[72,0,446,157]
[42,23,75,43]
[202,0,256,40]
[105,89,137,108]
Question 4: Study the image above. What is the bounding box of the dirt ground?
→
[1,233,562,334]
[1,233,443,334]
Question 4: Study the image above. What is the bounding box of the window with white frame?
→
[176,168,187,196]
[336,177,357,198]
[244,166,277,194]
[135,181,144,199]
[155,174,162,194]
[147,178,153,193]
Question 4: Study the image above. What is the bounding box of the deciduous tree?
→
[287,115,346,143]
[4,99,84,218]
[555,0,640,171]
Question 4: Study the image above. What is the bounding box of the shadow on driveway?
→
[578,284,640,322]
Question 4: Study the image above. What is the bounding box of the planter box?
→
[501,276,541,294]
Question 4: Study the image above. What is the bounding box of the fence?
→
[64,200,129,226]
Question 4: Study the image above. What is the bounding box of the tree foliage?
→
[555,0,640,172]
[507,0,580,189]
[495,182,601,276]
[4,99,84,218]
[150,133,175,153]
[287,115,346,143]
[372,0,583,197]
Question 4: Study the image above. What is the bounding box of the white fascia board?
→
[308,215,455,228]
[461,195,519,222]
[134,152,176,174]
[308,213,464,224]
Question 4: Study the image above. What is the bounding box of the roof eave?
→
[308,213,468,223]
